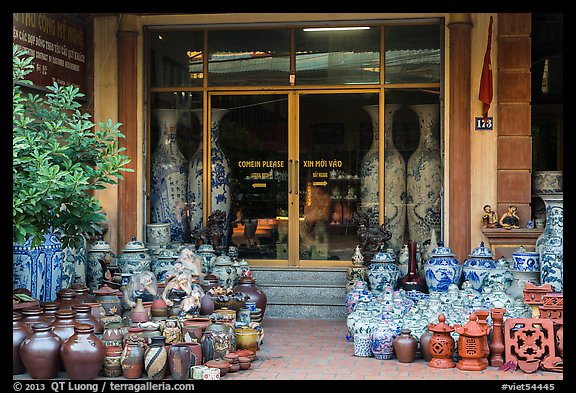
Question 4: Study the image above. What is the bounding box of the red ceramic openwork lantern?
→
[454,312,490,371]
[427,313,455,368]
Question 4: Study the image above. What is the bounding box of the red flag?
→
[479,16,493,122]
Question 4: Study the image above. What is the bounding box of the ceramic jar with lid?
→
[13,312,32,375]
[60,323,106,380]
[424,242,462,292]
[118,236,152,275]
[72,304,104,337]
[367,248,400,295]
[512,246,540,272]
[212,255,236,289]
[152,247,179,283]
[197,244,217,276]
[19,322,62,379]
[369,314,400,360]
[87,237,116,292]
[483,257,514,292]
[93,284,122,316]
[345,279,373,314]
[462,242,496,292]
[232,276,268,319]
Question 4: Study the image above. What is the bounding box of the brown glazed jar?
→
[71,283,97,303]
[55,288,80,310]
[60,324,106,380]
[40,301,59,323]
[419,329,434,362]
[13,312,32,375]
[19,322,62,379]
[121,342,145,379]
[232,276,268,319]
[20,307,51,329]
[52,310,81,345]
[72,304,104,336]
[393,328,418,363]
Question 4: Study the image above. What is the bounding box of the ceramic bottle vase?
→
[393,328,418,363]
[406,104,441,247]
[168,343,193,380]
[150,109,188,243]
[121,341,145,379]
[19,322,62,379]
[398,240,427,293]
[13,312,32,375]
[360,105,405,241]
[60,324,106,380]
[536,193,563,292]
[144,336,168,380]
[188,108,231,233]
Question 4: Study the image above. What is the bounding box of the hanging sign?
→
[475,116,493,130]
[13,13,87,95]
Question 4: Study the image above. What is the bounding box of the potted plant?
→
[13,44,133,301]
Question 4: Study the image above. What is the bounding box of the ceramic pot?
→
[232,276,268,319]
[20,307,51,329]
[183,323,203,343]
[103,345,123,377]
[146,222,172,248]
[200,331,216,363]
[205,359,230,377]
[367,250,400,295]
[19,322,62,379]
[86,238,116,292]
[462,242,496,292]
[511,246,540,272]
[102,323,124,347]
[424,243,462,292]
[536,193,563,292]
[185,317,212,333]
[93,285,122,316]
[55,288,80,310]
[121,342,145,379]
[72,304,104,336]
[60,324,106,380]
[152,248,179,283]
[369,315,400,360]
[144,336,168,380]
[150,298,169,320]
[200,294,215,316]
[406,104,442,246]
[483,257,514,291]
[398,240,428,292]
[394,328,418,363]
[188,108,231,233]
[61,236,88,288]
[419,329,433,362]
[197,245,218,276]
[212,255,236,288]
[345,279,373,314]
[204,321,236,358]
[235,328,259,355]
[13,312,32,375]
[346,301,377,339]
[532,171,563,195]
[131,297,150,323]
[353,333,373,357]
[168,343,193,380]
[52,310,80,345]
[13,233,64,302]
[118,236,152,275]
[40,301,59,324]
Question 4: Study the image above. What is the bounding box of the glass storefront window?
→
[295,27,380,85]
[208,29,291,86]
[148,31,204,88]
[385,25,441,84]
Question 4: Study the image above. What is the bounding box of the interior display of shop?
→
[13,12,562,382]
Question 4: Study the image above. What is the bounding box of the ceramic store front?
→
[88,12,553,268]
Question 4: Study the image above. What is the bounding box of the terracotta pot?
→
[234,349,255,362]
[102,323,125,347]
[13,312,32,375]
[19,322,62,379]
[72,304,104,335]
[205,359,230,376]
[130,298,150,323]
[168,343,193,380]
[123,326,148,348]
[238,356,251,370]
[183,324,203,343]
[60,324,106,380]
[144,336,168,380]
[183,342,203,366]
[121,342,145,379]
[200,294,215,315]
[93,285,122,316]
[393,328,418,363]
[150,298,169,319]
[103,345,123,377]
[232,276,268,319]
[419,329,433,362]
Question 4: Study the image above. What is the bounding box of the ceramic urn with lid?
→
[462,242,496,292]
[118,236,152,275]
[367,248,400,295]
[87,237,117,292]
[424,242,462,292]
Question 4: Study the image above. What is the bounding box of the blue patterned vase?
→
[406,104,442,246]
[536,193,563,292]
[150,109,188,243]
[152,248,179,283]
[118,236,152,275]
[188,108,231,233]
[212,255,235,288]
[353,333,373,357]
[345,279,373,314]
[13,233,64,302]
[367,249,400,295]
[370,314,400,360]
[511,246,540,272]
[424,242,462,292]
[197,244,218,276]
[462,241,496,292]
[86,238,116,292]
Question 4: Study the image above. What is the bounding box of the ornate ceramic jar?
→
[212,255,236,288]
[86,238,116,292]
[483,257,514,291]
[512,246,540,272]
[152,248,179,283]
[370,314,400,360]
[345,279,373,314]
[367,249,400,295]
[118,236,152,275]
[353,333,373,357]
[424,243,462,292]
[197,244,218,276]
[462,242,496,292]
[146,223,172,248]
[535,193,563,292]
[346,300,377,340]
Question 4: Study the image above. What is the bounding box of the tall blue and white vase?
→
[13,233,64,302]
[61,236,88,288]
[406,104,442,247]
[536,193,563,292]
[188,108,231,234]
[151,109,188,243]
[424,242,462,292]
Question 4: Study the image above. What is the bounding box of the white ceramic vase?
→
[406,104,442,247]
[536,193,563,292]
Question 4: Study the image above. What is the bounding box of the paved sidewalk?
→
[225,318,564,381]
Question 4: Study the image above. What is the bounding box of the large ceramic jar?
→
[197,244,218,276]
[103,345,123,377]
[204,320,236,359]
[72,304,104,337]
[370,314,400,360]
[19,322,62,379]
[152,248,179,283]
[346,301,378,341]
[345,279,373,314]
[118,236,152,275]
[232,276,268,319]
[462,242,496,292]
[55,288,80,310]
[52,310,80,344]
[367,249,400,295]
[86,237,116,292]
[102,322,125,347]
[424,243,462,292]
[60,324,106,380]
[535,193,563,292]
[13,312,32,375]
[393,328,418,363]
[20,307,51,329]
[146,223,172,249]
[212,255,236,288]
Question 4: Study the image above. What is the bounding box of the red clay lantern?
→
[522,282,553,318]
[538,293,563,321]
[427,313,455,369]
[454,312,490,371]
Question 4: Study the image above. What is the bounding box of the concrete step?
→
[259,281,345,304]
[250,266,348,285]
[264,303,348,320]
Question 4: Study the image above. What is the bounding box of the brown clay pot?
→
[150,298,169,319]
[185,317,211,333]
[234,349,255,362]
[60,323,106,380]
[130,298,150,323]
[238,356,251,370]
[55,288,80,310]
[200,294,215,315]
[72,304,104,335]
[19,322,62,379]
[183,323,203,343]
[232,276,268,319]
[168,343,193,380]
[144,336,168,380]
[102,323,125,347]
[183,342,203,366]
[40,301,59,323]
[20,307,51,329]
[52,310,81,344]
[13,312,32,375]
[393,328,418,363]
[205,359,230,376]
[71,284,96,303]
[419,329,433,362]
[121,342,145,379]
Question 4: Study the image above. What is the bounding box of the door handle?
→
[288,159,293,194]
[294,159,299,195]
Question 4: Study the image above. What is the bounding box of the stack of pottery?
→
[118,236,152,275]
[424,242,462,292]
[249,308,262,323]
[507,246,541,299]
[223,352,240,373]
[367,248,400,295]
[462,242,496,292]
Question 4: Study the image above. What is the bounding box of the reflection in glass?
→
[299,94,378,261]
[208,30,290,86]
[148,31,204,87]
[385,25,441,84]
[213,95,289,260]
[295,27,380,85]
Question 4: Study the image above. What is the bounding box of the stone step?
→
[249,266,348,285]
[264,303,348,320]
[259,281,345,304]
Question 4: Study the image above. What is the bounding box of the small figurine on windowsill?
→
[499,205,520,229]
[482,204,500,228]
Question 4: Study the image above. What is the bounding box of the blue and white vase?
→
[359,105,381,227]
[353,333,373,357]
[150,109,188,243]
[86,238,116,292]
[511,245,540,272]
[370,314,400,360]
[483,257,514,292]
[197,244,218,276]
[152,248,179,283]
[345,279,373,314]
[212,255,235,288]
[117,236,152,275]
[146,223,171,248]
[406,104,442,247]
[188,108,231,234]
[60,235,88,288]
[13,233,64,302]
[536,193,563,292]
[367,249,400,295]
[424,242,462,292]
[346,300,378,340]
[462,241,496,292]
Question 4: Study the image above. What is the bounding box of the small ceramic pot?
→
[511,246,540,272]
